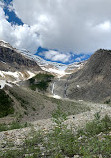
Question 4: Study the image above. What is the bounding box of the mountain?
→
[0,40,41,71]
[21,49,68,76]
[66,49,111,102]
[0,43,111,157]
[65,61,86,74]
[0,40,42,85]
[21,48,86,77]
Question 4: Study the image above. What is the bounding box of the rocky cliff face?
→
[0,41,42,85]
[66,49,111,102]
[0,42,42,72]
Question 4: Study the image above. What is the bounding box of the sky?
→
[1,0,111,64]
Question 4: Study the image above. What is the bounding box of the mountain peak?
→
[0,40,13,49]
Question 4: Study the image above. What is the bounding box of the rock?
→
[109,131,111,135]
[78,136,83,140]
[74,155,80,158]
[99,154,103,158]
[25,153,33,157]
[4,132,9,135]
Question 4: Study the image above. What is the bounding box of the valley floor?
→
[0,99,111,157]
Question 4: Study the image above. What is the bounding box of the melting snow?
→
[0,70,36,84]
[3,71,19,78]
[27,71,35,79]
[53,94,61,99]
[41,67,67,77]
[0,71,4,77]
[0,80,12,89]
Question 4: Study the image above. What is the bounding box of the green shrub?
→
[1,111,111,158]
[1,150,24,158]
[104,99,111,104]
[78,114,111,137]
[29,73,54,91]
[9,90,28,110]
[0,89,14,117]
[0,121,28,132]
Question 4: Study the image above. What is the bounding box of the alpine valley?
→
[0,41,111,158]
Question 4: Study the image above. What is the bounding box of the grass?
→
[0,89,14,118]
[49,97,90,116]
[9,89,29,110]
[0,121,28,132]
[0,109,111,158]
[6,85,90,121]
[29,73,54,91]
[78,113,111,137]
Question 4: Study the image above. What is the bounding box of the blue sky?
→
[35,47,91,64]
[3,0,23,25]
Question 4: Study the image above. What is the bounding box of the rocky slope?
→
[0,41,42,86]
[0,41,41,71]
[66,49,111,102]
[65,61,86,74]
[0,44,111,157]
[0,85,90,124]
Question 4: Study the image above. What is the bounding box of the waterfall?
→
[51,81,61,99]
[52,82,55,95]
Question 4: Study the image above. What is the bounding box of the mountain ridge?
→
[0,41,42,86]
[0,43,41,71]
[66,49,111,102]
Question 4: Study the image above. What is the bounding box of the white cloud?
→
[11,0,111,53]
[0,7,40,52]
[75,55,87,62]
[1,0,111,63]
[96,21,111,31]
[39,50,71,63]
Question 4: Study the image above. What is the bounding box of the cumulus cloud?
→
[0,6,40,52]
[11,0,111,53]
[1,0,111,63]
[39,50,72,63]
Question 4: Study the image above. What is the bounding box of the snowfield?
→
[0,70,36,89]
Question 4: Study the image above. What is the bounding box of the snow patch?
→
[3,71,19,78]
[77,85,80,88]
[41,67,67,77]
[0,71,4,77]
[27,71,35,79]
[0,80,12,89]
[79,100,83,102]
[0,70,36,84]
[53,94,61,99]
